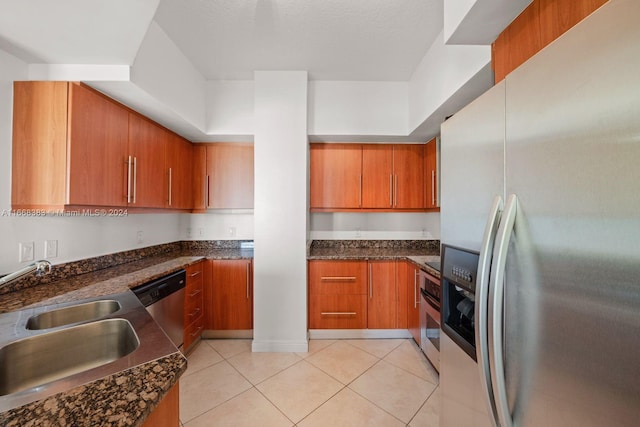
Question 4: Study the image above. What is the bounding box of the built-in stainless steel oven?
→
[441,244,479,361]
[420,268,441,372]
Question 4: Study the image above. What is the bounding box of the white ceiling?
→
[153,0,444,81]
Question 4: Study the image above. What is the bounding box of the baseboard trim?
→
[251,339,309,353]
[308,329,412,339]
[202,329,253,339]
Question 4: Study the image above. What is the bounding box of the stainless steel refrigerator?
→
[439,1,640,426]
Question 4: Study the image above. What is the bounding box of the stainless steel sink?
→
[0,318,139,397]
[25,299,121,330]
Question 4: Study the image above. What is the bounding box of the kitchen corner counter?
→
[307,240,441,278]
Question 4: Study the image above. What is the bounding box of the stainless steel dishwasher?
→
[132,269,185,349]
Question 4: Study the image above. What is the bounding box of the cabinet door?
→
[192,145,207,210]
[127,114,167,208]
[309,144,362,209]
[393,145,424,209]
[424,137,438,209]
[367,260,397,329]
[406,262,421,343]
[209,260,253,330]
[206,143,254,209]
[166,134,193,209]
[362,145,393,208]
[67,83,129,207]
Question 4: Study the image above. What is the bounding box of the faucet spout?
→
[0,260,53,289]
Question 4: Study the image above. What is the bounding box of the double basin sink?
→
[0,290,178,412]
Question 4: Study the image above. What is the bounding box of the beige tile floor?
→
[179,338,439,427]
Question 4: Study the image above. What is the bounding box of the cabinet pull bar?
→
[414,270,419,308]
[168,167,172,206]
[320,276,357,281]
[190,326,203,337]
[431,170,435,206]
[246,262,250,299]
[133,157,137,204]
[188,308,201,317]
[321,312,357,316]
[188,289,201,297]
[359,174,362,207]
[190,271,201,277]
[394,174,398,207]
[206,175,210,207]
[126,156,132,203]
[369,263,373,299]
[389,175,393,207]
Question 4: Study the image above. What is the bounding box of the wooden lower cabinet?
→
[142,382,179,427]
[205,259,253,330]
[405,261,421,343]
[183,261,204,352]
[308,260,403,330]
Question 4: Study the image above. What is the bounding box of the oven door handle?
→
[420,288,440,311]
[476,195,503,427]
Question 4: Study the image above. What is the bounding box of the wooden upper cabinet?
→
[12,81,130,209]
[393,145,424,209]
[127,114,167,208]
[197,143,254,209]
[424,137,439,209]
[362,145,394,208]
[166,133,193,210]
[12,81,195,211]
[362,144,424,210]
[310,144,362,210]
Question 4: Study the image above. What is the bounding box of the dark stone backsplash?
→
[310,239,440,252]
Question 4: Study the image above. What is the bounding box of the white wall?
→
[308,81,408,137]
[253,71,309,352]
[184,213,254,240]
[205,80,254,139]
[0,48,182,274]
[310,212,440,240]
[409,30,491,133]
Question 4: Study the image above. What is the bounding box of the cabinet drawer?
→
[308,260,367,295]
[185,294,203,325]
[184,314,204,352]
[309,295,367,329]
[186,262,204,285]
[185,277,203,304]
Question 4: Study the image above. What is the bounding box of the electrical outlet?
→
[19,241,35,262]
[355,228,361,238]
[186,228,192,238]
[137,231,144,244]
[228,227,236,237]
[44,240,58,258]
[198,227,204,237]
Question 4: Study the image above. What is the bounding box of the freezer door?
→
[502,1,640,425]
[440,80,505,251]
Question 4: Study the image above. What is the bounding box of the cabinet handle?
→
[320,276,356,281]
[133,157,138,204]
[414,270,419,308]
[359,174,362,207]
[431,170,436,206]
[188,289,201,297]
[190,326,203,337]
[190,270,201,277]
[206,175,210,208]
[168,167,172,206]
[188,307,201,317]
[321,312,357,316]
[246,262,250,299]
[394,174,398,207]
[126,156,132,203]
[369,263,373,299]
[389,175,393,207]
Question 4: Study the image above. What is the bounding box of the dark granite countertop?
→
[0,242,254,426]
[307,240,441,279]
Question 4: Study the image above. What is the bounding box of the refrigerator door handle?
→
[489,193,518,427]
[476,195,504,427]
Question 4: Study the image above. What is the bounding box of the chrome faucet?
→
[0,260,53,289]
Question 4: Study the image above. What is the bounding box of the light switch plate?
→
[19,241,35,262]
[44,240,58,258]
